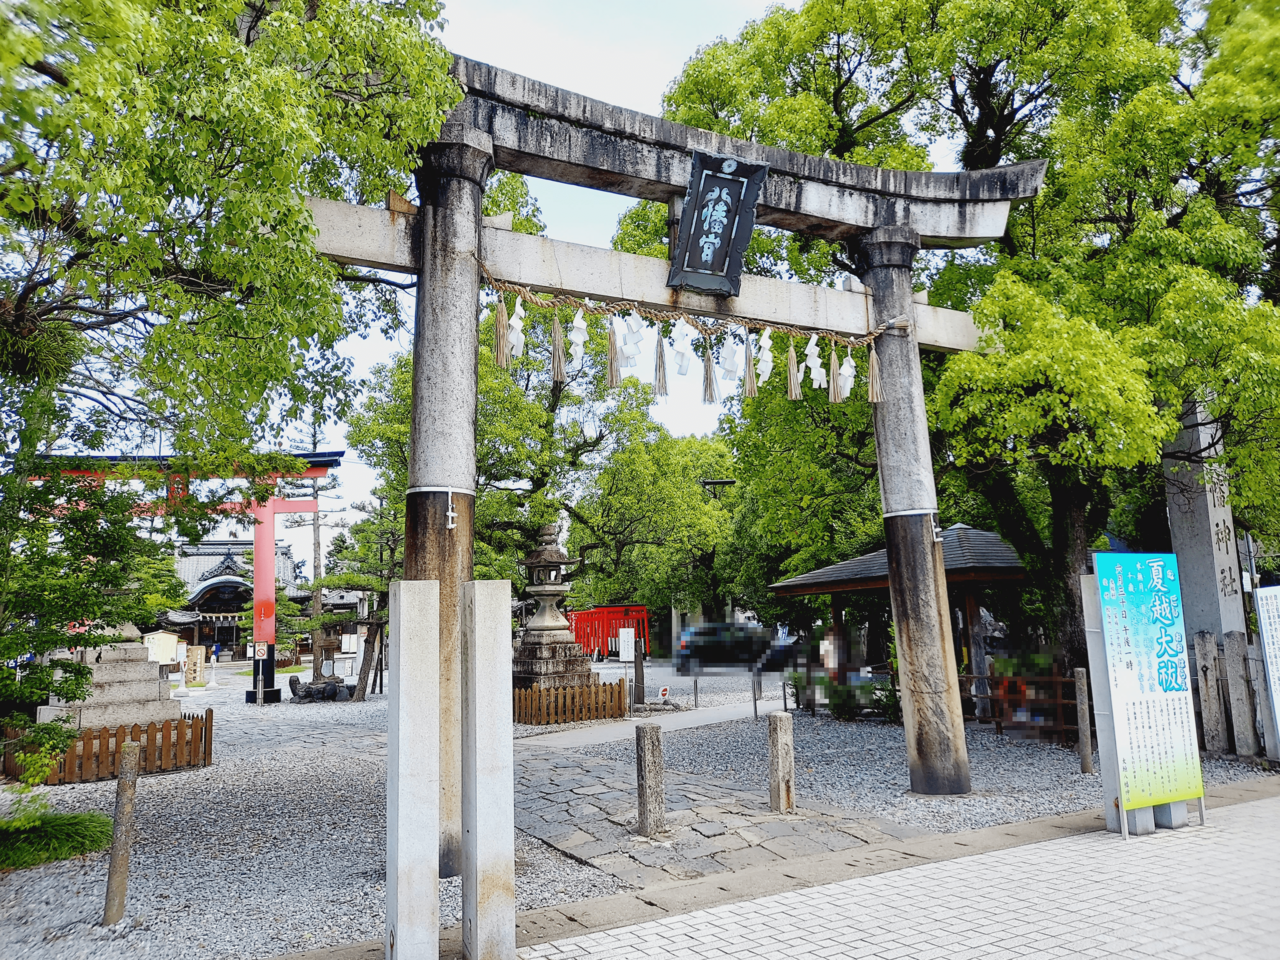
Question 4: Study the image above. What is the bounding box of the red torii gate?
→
[50,451,344,704]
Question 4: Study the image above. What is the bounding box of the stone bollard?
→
[636,723,665,836]
[102,740,140,926]
[768,711,795,813]
[1074,668,1094,775]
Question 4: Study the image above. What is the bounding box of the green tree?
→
[566,434,735,618]
[0,454,186,719]
[636,0,1280,668]
[1,0,460,453]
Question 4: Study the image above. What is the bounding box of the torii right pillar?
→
[853,225,971,794]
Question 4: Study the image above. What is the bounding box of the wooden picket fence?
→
[514,678,627,726]
[3,709,214,785]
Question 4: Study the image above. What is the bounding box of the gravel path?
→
[579,711,1279,834]
[1,678,627,960]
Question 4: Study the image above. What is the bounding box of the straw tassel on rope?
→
[828,342,842,404]
[607,322,621,388]
[702,340,718,404]
[868,341,884,403]
[494,298,510,368]
[551,312,567,383]
[654,333,668,398]
[786,341,802,400]
[743,332,757,399]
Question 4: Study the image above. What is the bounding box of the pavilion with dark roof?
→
[769,524,1026,668]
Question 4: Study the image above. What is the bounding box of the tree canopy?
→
[2,0,460,456]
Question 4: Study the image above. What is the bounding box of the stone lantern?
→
[511,525,596,690]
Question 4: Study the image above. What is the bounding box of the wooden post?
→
[102,740,140,926]
[1075,668,1094,774]
[176,716,187,769]
[768,711,796,813]
[636,723,665,837]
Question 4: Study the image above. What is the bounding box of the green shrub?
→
[0,811,114,869]
[872,679,903,724]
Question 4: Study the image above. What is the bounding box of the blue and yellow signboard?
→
[1095,553,1204,810]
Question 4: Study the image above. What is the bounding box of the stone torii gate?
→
[313,56,1044,959]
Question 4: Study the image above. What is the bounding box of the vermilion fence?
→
[566,605,649,658]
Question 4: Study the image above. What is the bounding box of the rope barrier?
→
[477,259,910,351]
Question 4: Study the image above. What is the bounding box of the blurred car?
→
[675,623,799,676]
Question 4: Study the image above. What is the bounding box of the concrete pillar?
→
[1193,631,1229,753]
[635,723,665,836]
[853,226,970,796]
[406,124,494,878]
[387,580,440,960]
[1223,630,1261,756]
[768,711,795,813]
[461,580,515,960]
[1074,668,1093,775]
[1164,412,1250,753]
[1154,800,1189,829]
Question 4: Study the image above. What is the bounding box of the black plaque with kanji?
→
[667,152,769,297]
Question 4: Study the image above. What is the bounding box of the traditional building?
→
[160,539,365,662]
[161,539,308,659]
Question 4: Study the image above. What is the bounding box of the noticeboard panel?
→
[1095,552,1203,810]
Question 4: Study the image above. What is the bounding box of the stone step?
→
[76,642,151,664]
[37,698,183,729]
[51,678,169,707]
[87,659,165,684]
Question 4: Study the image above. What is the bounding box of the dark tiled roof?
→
[770,524,1024,596]
[176,539,308,601]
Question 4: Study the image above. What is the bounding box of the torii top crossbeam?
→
[450,56,1046,245]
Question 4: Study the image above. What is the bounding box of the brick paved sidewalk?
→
[519,795,1280,960]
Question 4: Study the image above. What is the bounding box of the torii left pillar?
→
[246,494,318,704]
[405,123,494,879]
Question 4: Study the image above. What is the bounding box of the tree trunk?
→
[352,622,381,702]
[1048,469,1100,670]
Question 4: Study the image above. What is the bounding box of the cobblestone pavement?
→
[513,747,923,889]
[519,794,1280,960]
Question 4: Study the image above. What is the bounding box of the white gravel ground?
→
[579,711,1279,833]
[0,682,628,960]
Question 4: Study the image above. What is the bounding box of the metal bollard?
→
[102,740,141,926]
[1075,667,1094,774]
[635,723,665,836]
[768,711,795,812]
